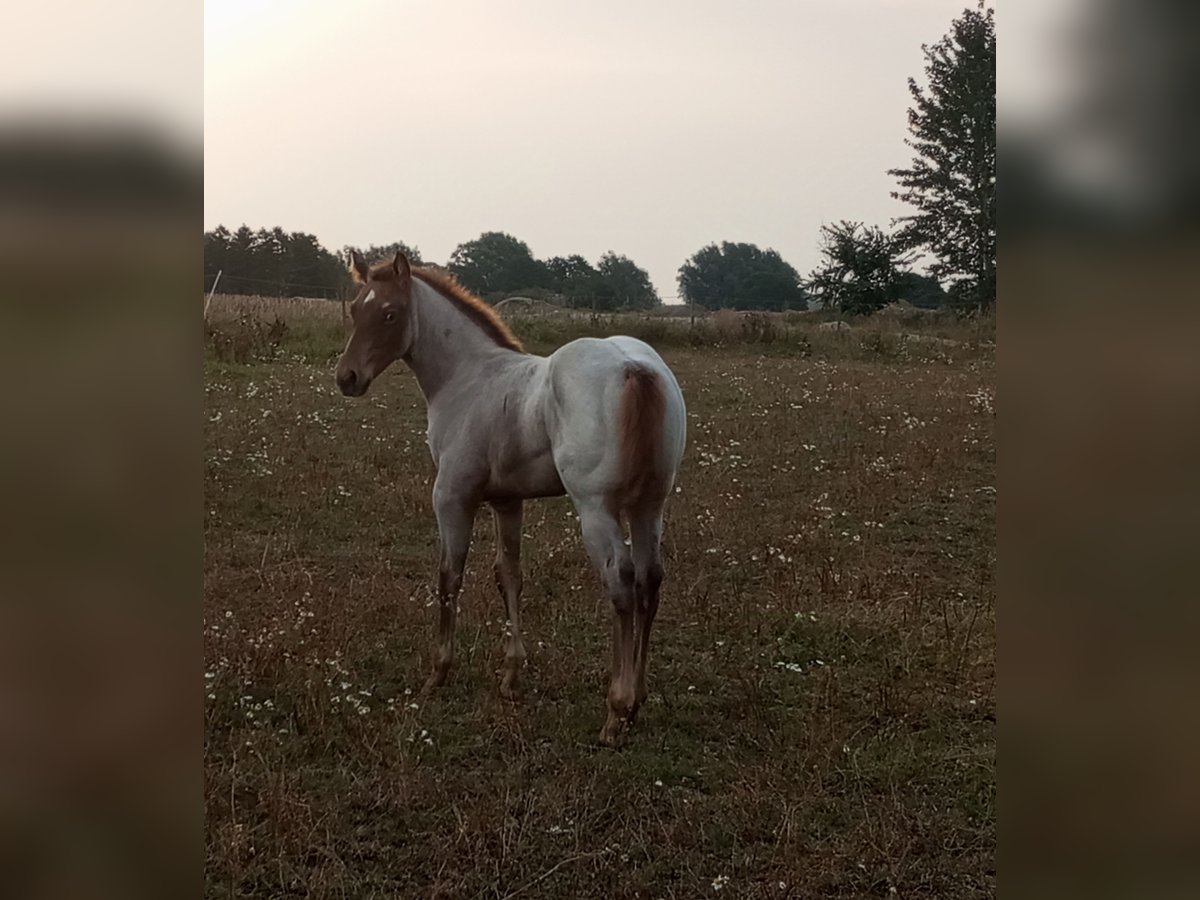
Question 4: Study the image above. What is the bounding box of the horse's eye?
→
[384,310,397,324]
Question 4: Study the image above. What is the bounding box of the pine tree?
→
[889,4,995,310]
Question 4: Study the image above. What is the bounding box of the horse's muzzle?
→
[336,367,369,397]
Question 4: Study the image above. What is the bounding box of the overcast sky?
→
[205,0,979,301]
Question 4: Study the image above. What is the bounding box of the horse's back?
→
[548,335,676,384]
[545,336,686,504]
[546,335,683,424]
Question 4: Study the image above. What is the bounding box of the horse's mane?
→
[368,261,524,353]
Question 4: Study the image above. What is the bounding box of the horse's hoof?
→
[598,719,628,749]
[421,669,448,695]
[498,679,521,702]
[635,686,648,711]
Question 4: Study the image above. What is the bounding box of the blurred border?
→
[3,1,1200,896]
[1003,1,1200,896]
[0,2,200,897]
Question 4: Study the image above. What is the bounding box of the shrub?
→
[205,313,289,364]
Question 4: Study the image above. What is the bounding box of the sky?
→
[205,0,982,301]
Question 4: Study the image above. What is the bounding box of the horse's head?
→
[335,249,414,397]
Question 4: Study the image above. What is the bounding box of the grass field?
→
[204,301,995,898]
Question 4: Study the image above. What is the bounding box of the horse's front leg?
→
[425,485,477,691]
[490,499,526,700]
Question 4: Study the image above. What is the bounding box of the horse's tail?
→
[616,363,667,512]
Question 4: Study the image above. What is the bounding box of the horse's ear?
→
[348,249,369,284]
[391,250,411,280]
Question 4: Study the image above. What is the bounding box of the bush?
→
[205,313,289,363]
[858,331,903,361]
[740,312,777,344]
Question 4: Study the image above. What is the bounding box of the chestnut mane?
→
[367,261,524,353]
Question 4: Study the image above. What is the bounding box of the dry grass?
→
[203,293,994,365]
[205,293,346,327]
[204,303,995,898]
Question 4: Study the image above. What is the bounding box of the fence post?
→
[203,270,223,322]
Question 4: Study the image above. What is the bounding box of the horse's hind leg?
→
[629,506,665,721]
[490,499,526,700]
[575,498,637,747]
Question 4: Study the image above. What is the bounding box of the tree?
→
[283,231,343,296]
[807,221,912,315]
[359,241,423,266]
[544,255,585,288]
[203,224,348,298]
[448,231,549,295]
[894,271,948,309]
[677,242,806,310]
[889,4,995,310]
[544,254,603,307]
[597,252,658,310]
[203,225,230,289]
[255,226,289,293]
[223,225,259,295]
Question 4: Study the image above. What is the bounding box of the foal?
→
[335,250,686,746]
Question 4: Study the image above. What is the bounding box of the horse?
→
[334,250,687,747]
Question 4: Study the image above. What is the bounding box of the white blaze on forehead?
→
[362,289,376,306]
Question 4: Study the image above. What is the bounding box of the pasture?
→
[204,298,995,898]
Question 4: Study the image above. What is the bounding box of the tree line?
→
[205,5,993,314]
[203,227,662,311]
[203,228,427,301]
